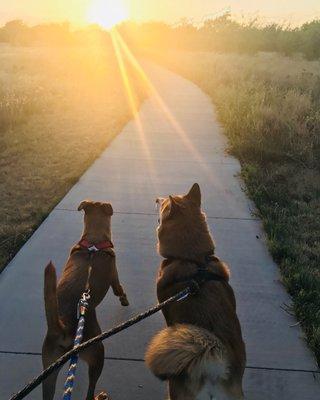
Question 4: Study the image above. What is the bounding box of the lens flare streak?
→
[113,30,211,170]
[111,30,158,191]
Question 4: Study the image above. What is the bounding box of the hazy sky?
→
[1,0,319,26]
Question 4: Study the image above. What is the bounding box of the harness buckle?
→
[88,245,99,253]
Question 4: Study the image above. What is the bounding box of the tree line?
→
[1,16,320,60]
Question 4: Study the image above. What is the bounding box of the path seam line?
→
[1,350,318,375]
[54,208,259,221]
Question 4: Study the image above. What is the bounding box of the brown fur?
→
[42,200,129,400]
[146,184,246,399]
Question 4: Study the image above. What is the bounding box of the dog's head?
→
[156,183,214,260]
[78,200,113,241]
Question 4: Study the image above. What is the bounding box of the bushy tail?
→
[145,324,228,381]
[44,262,64,334]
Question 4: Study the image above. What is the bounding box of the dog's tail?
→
[145,324,228,382]
[44,262,64,334]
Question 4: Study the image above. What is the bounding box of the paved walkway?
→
[1,63,319,399]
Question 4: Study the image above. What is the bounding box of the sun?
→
[87,0,128,29]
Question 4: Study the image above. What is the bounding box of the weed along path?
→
[0,63,319,400]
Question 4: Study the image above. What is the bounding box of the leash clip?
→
[177,280,200,302]
[78,290,91,317]
[188,279,200,295]
[82,289,91,301]
[177,291,190,302]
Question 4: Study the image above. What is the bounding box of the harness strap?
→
[180,270,225,297]
[166,254,227,291]
[193,267,226,284]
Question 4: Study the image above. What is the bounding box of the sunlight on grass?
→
[0,42,145,271]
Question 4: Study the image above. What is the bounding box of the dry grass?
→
[0,43,145,271]
[148,50,320,364]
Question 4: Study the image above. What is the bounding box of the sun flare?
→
[87,0,128,29]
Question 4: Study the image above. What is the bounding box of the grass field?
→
[0,43,145,272]
[2,37,320,367]
[148,50,320,364]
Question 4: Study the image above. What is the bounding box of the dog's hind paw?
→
[120,295,129,306]
[95,391,111,400]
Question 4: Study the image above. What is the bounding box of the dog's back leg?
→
[79,314,107,400]
[168,377,194,400]
[42,369,61,400]
[213,381,244,400]
[80,341,106,400]
[42,336,64,400]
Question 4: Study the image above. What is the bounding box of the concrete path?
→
[1,63,319,399]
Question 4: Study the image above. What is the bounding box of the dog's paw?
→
[120,295,129,306]
[95,391,111,400]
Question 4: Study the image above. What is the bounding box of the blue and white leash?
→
[10,285,194,400]
[62,290,90,400]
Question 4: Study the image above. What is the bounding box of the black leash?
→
[9,285,196,400]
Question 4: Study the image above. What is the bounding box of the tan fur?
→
[147,184,246,400]
[42,200,129,400]
[146,324,228,380]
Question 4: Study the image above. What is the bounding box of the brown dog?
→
[42,200,129,400]
[145,184,246,399]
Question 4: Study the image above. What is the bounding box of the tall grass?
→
[0,44,145,271]
[148,50,320,364]
[120,16,320,60]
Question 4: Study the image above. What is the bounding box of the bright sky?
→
[1,0,319,27]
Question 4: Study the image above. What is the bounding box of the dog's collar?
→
[78,239,114,253]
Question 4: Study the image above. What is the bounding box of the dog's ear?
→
[185,183,201,207]
[102,203,113,216]
[156,197,166,212]
[168,195,181,218]
[156,197,165,206]
[78,200,92,211]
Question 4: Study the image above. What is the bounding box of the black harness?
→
[167,253,227,295]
